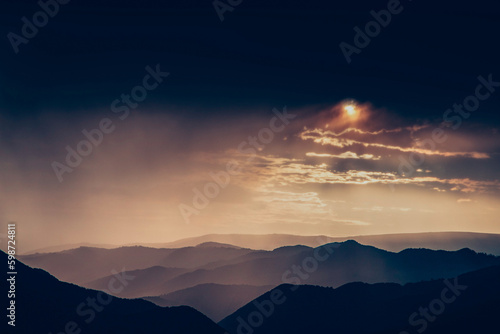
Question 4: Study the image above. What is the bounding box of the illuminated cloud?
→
[306,151,381,160]
[340,219,372,226]
[316,124,429,137]
[299,128,490,159]
[457,199,473,203]
[236,155,500,194]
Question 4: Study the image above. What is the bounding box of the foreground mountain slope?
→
[220,265,500,334]
[144,283,274,322]
[0,251,226,334]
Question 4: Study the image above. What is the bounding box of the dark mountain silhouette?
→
[220,265,500,334]
[0,251,226,334]
[144,284,274,322]
[19,243,254,284]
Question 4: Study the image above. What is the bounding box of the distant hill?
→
[152,234,331,250]
[85,266,191,298]
[220,265,500,334]
[23,241,500,298]
[151,232,500,255]
[0,251,226,334]
[83,244,316,296]
[148,241,500,294]
[20,242,121,255]
[144,284,274,322]
[19,244,254,284]
[349,232,500,256]
[22,232,500,255]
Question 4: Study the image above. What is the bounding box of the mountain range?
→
[0,250,226,334]
[6,246,500,333]
[220,265,500,334]
[21,232,500,255]
[18,239,500,322]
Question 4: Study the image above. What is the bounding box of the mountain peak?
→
[195,242,242,249]
[342,239,361,245]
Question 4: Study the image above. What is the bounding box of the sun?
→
[344,104,357,117]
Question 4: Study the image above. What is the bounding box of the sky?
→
[1,0,500,252]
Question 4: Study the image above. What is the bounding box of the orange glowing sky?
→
[1,101,500,252]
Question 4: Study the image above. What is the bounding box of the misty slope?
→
[85,245,318,296]
[26,240,500,299]
[144,284,274,322]
[220,265,500,334]
[18,243,253,284]
[128,241,500,295]
[85,266,190,298]
[0,251,226,334]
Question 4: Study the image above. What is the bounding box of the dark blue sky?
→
[2,0,500,123]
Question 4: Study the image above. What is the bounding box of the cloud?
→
[306,151,381,160]
[353,206,411,213]
[340,220,372,226]
[299,128,490,159]
[237,155,500,194]
[457,199,473,203]
[318,124,430,137]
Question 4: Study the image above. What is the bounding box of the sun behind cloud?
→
[344,104,358,117]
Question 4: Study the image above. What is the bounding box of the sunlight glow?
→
[344,104,357,117]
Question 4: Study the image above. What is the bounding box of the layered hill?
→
[0,251,226,334]
[145,283,274,322]
[150,232,500,255]
[19,243,253,284]
[221,265,500,334]
[21,240,500,323]
[22,232,500,255]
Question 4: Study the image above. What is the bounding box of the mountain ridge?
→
[20,231,500,255]
[220,264,500,334]
[0,251,227,334]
